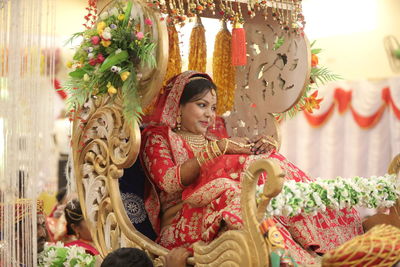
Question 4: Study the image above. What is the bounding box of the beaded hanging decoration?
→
[147,0,306,35]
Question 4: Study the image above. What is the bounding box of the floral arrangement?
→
[257,174,400,217]
[38,242,95,267]
[275,41,341,120]
[64,1,156,125]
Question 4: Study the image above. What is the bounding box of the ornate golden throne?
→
[70,0,400,266]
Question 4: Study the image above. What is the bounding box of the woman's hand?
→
[249,134,277,155]
[218,137,253,155]
[164,247,191,267]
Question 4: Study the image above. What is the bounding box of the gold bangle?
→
[227,139,252,148]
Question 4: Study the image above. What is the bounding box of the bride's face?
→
[179,89,217,135]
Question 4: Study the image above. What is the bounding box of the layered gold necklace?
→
[176,130,208,153]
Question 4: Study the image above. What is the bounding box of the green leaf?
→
[64,31,85,46]
[82,64,95,72]
[123,2,133,28]
[69,68,86,78]
[99,50,129,72]
[311,48,322,55]
[273,36,285,51]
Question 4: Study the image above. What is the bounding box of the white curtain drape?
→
[279,77,400,180]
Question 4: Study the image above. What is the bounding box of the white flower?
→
[102,31,112,40]
[109,7,119,17]
[260,173,400,218]
[67,245,81,260]
[100,11,109,20]
[115,49,122,54]
[312,192,322,206]
[46,248,58,262]
[222,111,231,117]
[83,74,90,81]
[88,53,94,59]
[54,241,64,248]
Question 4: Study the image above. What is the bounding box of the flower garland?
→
[188,16,207,72]
[256,174,400,218]
[64,2,156,125]
[38,242,95,267]
[213,21,236,115]
[275,41,341,120]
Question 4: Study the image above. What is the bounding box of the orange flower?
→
[301,91,323,113]
[311,54,318,68]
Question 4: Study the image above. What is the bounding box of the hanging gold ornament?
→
[188,16,207,72]
[212,21,236,115]
[163,22,182,85]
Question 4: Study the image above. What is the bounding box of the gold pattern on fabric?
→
[285,209,363,253]
[183,178,239,207]
[169,130,190,164]
[143,133,182,195]
[161,168,182,195]
[273,220,321,266]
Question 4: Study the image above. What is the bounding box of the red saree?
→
[141,71,363,264]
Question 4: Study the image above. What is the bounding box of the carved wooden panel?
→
[225,8,310,139]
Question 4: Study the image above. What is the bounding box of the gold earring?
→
[176,114,182,130]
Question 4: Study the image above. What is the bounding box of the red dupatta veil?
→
[143,70,213,127]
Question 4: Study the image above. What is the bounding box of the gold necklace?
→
[176,130,208,153]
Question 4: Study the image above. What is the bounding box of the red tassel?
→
[231,22,247,66]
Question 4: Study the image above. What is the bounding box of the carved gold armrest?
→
[192,158,284,267]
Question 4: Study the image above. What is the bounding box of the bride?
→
[140,70,363,264]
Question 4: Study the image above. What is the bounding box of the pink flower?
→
[89,58,97,66]
[97,53,105,63]
[145,18,153,26]
[136,32,144,40]
[91,36,100,45]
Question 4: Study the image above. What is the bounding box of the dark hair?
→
[179,77,217,105]
[64,199,83,235]
[101,247,153,267]
[56,187,67,203]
